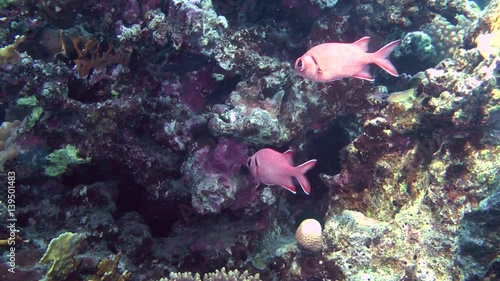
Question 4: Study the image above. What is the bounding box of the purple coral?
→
[180,67,217,112]
[182,137,252,214]
[203,137,248,174]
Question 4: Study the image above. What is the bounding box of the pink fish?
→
[294,36,401,82]
[247,148,317,194]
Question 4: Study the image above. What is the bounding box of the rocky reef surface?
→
[0,0,498,280]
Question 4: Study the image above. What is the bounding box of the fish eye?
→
[297,59,303,69]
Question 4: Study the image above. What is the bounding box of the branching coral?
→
[159,267,261,281]
[88,252,131,281]
[71,37,131,78]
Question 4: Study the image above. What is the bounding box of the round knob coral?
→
[295,218,323,253]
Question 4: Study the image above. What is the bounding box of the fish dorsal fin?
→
[353,65,374,81]
[353,36,371,52]
[282,149,293,165]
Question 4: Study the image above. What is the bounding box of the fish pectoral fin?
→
[316,68,330,81]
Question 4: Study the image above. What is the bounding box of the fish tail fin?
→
[373,39,401,77]
[294,159,317,195]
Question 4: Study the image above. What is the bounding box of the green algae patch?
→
[28,106,43,128]
[44,145,91,177]
[16,96,38,106]
[39,232,84,281]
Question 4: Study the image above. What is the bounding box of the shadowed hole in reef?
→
[60,159,187,237]
[206,74,242,106]
[61,162,147,216]
[67,78,114,103]
[305,120,350,198]
[288,120,350,227]
[114,173,188,237]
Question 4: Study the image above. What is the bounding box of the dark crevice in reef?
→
[306,121,350,194]
[114,179,144,215]
[59,160,185,237]
[67,78,114,103]
[288,121,350,227]
[207,74,242,106]
[113,175,187,237]
[137,195,189,237]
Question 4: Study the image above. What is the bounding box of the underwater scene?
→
[0,0,499,280]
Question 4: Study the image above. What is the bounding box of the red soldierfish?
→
[294,36,401,82]
[247,148,317,194]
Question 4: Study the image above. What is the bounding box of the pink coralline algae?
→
[181,138,253,214]
[205,137,248,174]
[180,66,217,112]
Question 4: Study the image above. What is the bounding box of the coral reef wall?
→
[0,0,498,280]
